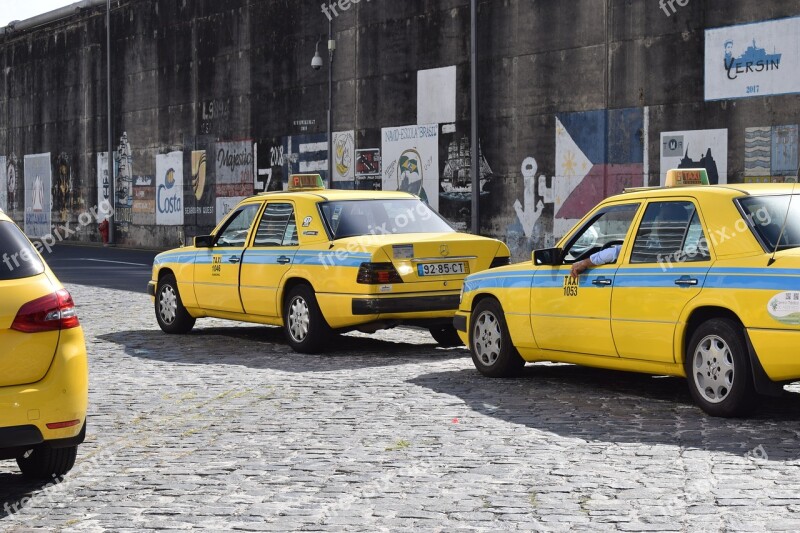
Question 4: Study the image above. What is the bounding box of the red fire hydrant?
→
[98,218,110,245]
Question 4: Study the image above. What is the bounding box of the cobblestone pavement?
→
[3,284,800,532]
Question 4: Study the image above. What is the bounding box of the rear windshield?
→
[0,221,45,280]
[738,194,800,251]
[319,199,454,239]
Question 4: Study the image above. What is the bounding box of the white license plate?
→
[417,262,468,276]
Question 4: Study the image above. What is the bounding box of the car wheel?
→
[429,325,464,347]
[469,298,525,377]
[685,318,754,417]
[16,445,78,480]
[155,273,196,334]
[284,285,332,354]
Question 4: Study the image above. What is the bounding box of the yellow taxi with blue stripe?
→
[148,174,510,353]
[0,209,88,478]
[455,169,800,417]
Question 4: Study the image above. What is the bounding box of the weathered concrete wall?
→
[1,0,799,258]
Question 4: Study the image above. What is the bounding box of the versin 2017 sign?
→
[705,17,800,101]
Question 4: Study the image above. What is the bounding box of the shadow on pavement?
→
[0,473,56,519]
[410,365,800,461]
[98,326,467,372]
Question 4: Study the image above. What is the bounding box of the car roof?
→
[242,189,417,203]
[615,183,799,202]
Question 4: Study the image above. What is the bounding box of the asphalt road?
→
[46,244,160,293]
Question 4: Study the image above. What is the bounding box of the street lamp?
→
[310,20,335,183]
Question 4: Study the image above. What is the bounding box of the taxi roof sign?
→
[288,174,325,191]
[665,168,709,187]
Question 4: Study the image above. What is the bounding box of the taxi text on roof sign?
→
[665,168,710,187]
[288,174,325,191]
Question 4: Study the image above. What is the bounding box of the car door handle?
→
[674,276,698,286]
[277,256,291,265]
[592,277,612,286]
[228,256,240,264]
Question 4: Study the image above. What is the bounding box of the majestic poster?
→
[24,153,52,238]
[705,17,800,101]
[156,151,184,226]
[214,141,253,197]
[332,130,355,185]
[0,156,6,212]
[381,124,440,211]
[660,129,728,185]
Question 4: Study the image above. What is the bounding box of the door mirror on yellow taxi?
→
[194,235,214,248]
[532,247,562,266]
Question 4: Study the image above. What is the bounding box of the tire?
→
[155,273,196,334]
[429,325,464,347]
[17,445,78,480]
[685,318,754,417]
[469,298,525,377]
[283,285,332,354]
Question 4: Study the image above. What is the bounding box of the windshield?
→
[319,199,454,239]
[0,221,45,280]
[738,194,800,251]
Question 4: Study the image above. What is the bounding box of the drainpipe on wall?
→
[470,0,479,235]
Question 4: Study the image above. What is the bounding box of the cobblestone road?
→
[2,284,800,531]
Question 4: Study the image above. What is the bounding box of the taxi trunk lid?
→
[0,274,62,387]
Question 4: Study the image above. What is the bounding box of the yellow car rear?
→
[0,212,88,478]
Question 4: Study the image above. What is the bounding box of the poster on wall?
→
[417,66,456,125]
[114,133,133,231]
[660,129,728,185]
[184,150,216,227]
[438,133,495,232]
[97,152,116,216]
[0,156,6,212]
[24,153,52,238]
[215,196,247,224]
[332,131,355,187]
[5,155,19,214]
[255,138,286,193]
[744,125,799,182]
[381,124,440,211]
[156,151,184,226]
[283,133,328,186]
[705,17,800,101]
[53,153,77,223]
[214,140,253,198]
[132,175,156,226]
[355,148,382,190]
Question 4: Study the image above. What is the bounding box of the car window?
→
[215,204,261,247]
[0,220,45,280]
[738,194,800,251]
[630,201,709,263]
[563,203,640,263]
[253,203,298,247]
[319,199,454,239]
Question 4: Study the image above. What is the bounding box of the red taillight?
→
[46,419,81,430]
[10,289,80,333]
[356,262,404,284]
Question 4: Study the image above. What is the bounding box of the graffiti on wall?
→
[24,153,52,238]
[199,99,231,135]
[97,151,116,218]
[355,148,382,190]
[333,131,355,187]
[6,154,19,213]
[660,129,728,185]
[514,157,553,239]
[52,153,77,222]
[0,156,6,212]
[552,108,644,239]
[283,134,329,185]
[382,124,440,211]
[255,139,286,193]
[132,175,156,226]
[215,140,253,198]
[744,125,799,182]
[184,150,216,226]
[156,151,184,226]
[439,134,494,231]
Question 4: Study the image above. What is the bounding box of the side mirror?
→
[532,247,563,266]
[194,235,214,248]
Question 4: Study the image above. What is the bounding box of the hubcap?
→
[158,285,178,325]
[473,310,502,366]
[692,334,735,404]
[288,296,310,342]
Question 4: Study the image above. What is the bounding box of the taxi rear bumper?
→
[352,294,460,315]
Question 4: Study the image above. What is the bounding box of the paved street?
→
[2,283,800,531]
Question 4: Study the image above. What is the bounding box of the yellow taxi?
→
[148,175,510,353]
[455,169,800,417]
[0,210,88,478]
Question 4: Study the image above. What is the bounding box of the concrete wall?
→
[1,0,799,258]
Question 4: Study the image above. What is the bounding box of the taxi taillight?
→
[11,289,80,333]
[356,263,404,284]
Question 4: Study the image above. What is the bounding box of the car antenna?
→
[767,161,799,266]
